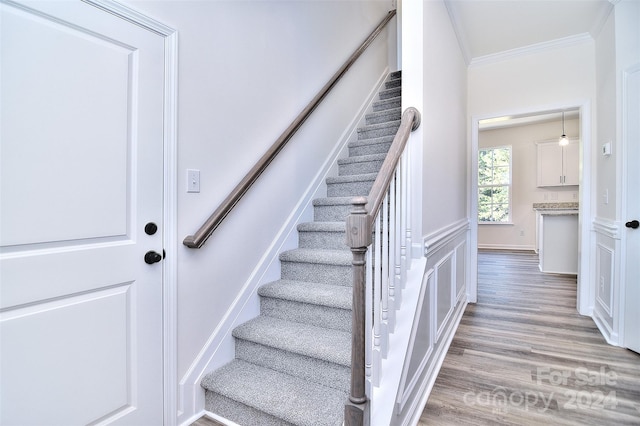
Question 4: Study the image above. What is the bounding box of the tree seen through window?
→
[478,146,511,222]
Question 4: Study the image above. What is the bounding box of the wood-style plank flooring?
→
[190,416,225,426]
[420,250,640,425]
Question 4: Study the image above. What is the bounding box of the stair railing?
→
[345,107,421,425]
[183,10,397,249]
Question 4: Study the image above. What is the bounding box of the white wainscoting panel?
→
[592,217,621,345]
[390,223,469,425]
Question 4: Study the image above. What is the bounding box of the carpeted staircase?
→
[201,70,402,426]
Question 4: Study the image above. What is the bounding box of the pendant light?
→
[559,111,569,146]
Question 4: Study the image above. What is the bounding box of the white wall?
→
[468,42,597,117]
[595,10,617,221]
[124,0,392,417]
[478,118,580,250]
[389,1,469,424]
[592,0,640,345]
[422,0,468,237]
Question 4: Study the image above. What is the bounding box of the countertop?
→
[533,202,579,213]
[533,203,580,211]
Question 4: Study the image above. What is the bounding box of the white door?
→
[0,1,165,424]
[623,65,640,354]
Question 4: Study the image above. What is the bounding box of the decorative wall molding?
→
[391,227,469,425]
[395,268,435,413]
[595,243,615,317]
[401,298,467,426]
[469,33,593,68]
[423,219,469,257]
[435,253,455,341]
[593,217,621,239]
[443,0,472,65]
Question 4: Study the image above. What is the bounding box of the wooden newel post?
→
[345,196,372,426]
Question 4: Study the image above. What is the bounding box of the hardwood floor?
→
[420,250,640,425]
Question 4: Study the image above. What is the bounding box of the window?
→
[478,146,511,223]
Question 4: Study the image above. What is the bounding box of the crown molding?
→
[443,0,472,66]
[469,33,593,68]
[590,0,615,39]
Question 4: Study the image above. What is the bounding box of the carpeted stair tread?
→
[279,247,352,266]
[258,279,351,310]
[348,134,395,149]
[232,316,351,366]
[384,78,401,89]
[357,120,401,139]
[312,197,355,222]
[372,96,401,112]
[390,70,402,79]
[365,107,401,125]
[338,152,387,166]
[313,196,356,207]
[297,221,349,250]
[202,360,347,426]
[297,221,346,232]
[326,172,378,184]
[379,86,401,100]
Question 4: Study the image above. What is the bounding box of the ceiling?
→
[444,0,613,64]
[478,109,580,130]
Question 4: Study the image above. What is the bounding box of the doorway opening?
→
[468,103,593,317]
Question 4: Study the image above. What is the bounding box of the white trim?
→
[395,268,435,413]
[81,1,180,424]
[402,299,467,426]
[593,308,618,345]
[469,33,593,68]
[470,100,594,317]
[176,68,390,423]
[595,243,615,317]
[434,253,455,341]
[593,217,621,239]
[162,30,179,426]
[590,1,615,39]
[477,244,536,252]
[423,218,469,257]
[82,0,175,36]
[443,0,471,65]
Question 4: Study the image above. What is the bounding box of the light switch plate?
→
[187,169,200,193]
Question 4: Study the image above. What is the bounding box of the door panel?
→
[1,3,131,246]
[0,1,165,424]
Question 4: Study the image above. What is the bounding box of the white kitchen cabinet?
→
[537,139,579,187]
[538,212,579,274]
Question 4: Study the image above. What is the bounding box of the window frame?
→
[478,145,513,224]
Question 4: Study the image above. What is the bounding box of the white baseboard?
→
[176,67,391,424]
[478,243,536,252]
[593,308,620,346]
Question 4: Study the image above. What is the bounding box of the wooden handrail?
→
[183,10,397,248]
[344,106,421,426]
[365,107,420,218]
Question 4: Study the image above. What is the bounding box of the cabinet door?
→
[563,140,580,185]
[537,142,563,187]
